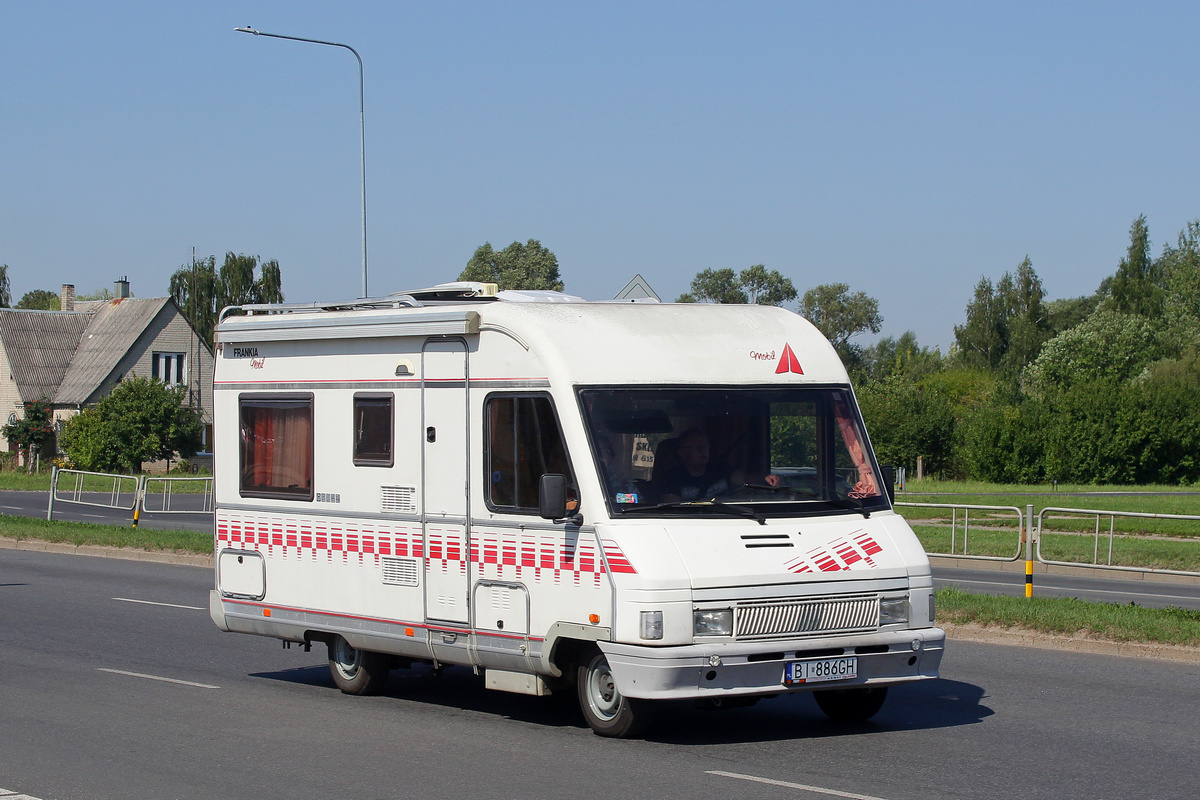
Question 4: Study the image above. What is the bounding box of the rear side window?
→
[240,395,314,500]
[485,394,575,513]
[353,393,393,467]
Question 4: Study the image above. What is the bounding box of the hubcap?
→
[586,654,621,720]
[334,638,361,680]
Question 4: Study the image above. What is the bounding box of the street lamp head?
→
[234,26,260,35]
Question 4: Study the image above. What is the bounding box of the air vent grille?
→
[381,556,419,586]
[381,486,417,514]
[740,533,793,549]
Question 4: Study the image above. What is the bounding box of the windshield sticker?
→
[775,343,804,374]
[615,492,639,504]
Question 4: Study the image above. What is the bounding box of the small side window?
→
[240,395,314,500]
[485,394,577,514]
[353,393,394,467]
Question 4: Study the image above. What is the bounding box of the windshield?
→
[579,386,889,518]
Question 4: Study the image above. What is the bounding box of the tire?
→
[813,686,888,722]
[576,649,655,738]
[327,636,390,695]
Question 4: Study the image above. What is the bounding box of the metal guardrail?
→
[47,466,214,525]
[895,502,1026,562]
[141,476,214,514]
[1036,506,1200,578]
[49,467,141,516]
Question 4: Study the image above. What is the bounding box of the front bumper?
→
[599,626,945,700]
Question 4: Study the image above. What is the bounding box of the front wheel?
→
[814,686,888,722]
[576,649,655,738]
[328,636,390,695]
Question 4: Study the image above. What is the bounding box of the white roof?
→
[218,291,847,386]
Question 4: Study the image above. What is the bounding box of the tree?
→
[76,286,114,301]
[0,264,10,308]
[16,289,61,310]
[676,265,796,306]
[1160,219,1200,322]
[1106,214,1165,318]
[953,257,1051,376]
[2,399,57,471]
[170,252,284,347]
[1022,309,1161,398]
[459,240,563,291]
[58,376,204,473]
[799,283,882,354]
[859,331,943,384]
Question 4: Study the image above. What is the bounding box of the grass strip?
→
[935,586,1200,647]
[0,514,212,555]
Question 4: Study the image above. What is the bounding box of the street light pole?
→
[236,26,369,298]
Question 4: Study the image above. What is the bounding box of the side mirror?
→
[539,474,568,520]
[879,465,896,504]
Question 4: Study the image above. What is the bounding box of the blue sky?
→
[3,1,1198,350]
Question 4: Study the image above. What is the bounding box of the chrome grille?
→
[735,594,880,639]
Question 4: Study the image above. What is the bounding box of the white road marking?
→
[113,597,204,610]
[938,577,1193,601]
[707,770,892,800]
[0,789,45,799]
[97,668,219,689]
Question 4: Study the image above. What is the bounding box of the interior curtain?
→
[833,397,879,498]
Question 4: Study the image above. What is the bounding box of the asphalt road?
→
[2,549,1198,800]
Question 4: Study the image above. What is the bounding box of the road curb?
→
[0,536,209,568]
[942,621,1200,664]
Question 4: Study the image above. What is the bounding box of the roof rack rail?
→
[218,294,421,323]
[217,282,509,323]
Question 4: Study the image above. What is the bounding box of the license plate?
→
[784,656,858,685]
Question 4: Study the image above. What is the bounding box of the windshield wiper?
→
[822,495,871,519]
[621,500,766,525]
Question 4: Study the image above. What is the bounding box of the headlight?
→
[640,610,664,640]
[693,608,733,637]
[880,596,910,625]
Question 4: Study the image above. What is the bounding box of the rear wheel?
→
[814,686,888,722]
[576,649,655,738]
[328,636,390,695]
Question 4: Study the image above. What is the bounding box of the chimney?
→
[61,284,75,312]
[115,276,130,299]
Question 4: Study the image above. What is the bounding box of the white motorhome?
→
[209,282,944,737]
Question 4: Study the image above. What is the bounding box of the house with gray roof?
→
[0,281,214,458]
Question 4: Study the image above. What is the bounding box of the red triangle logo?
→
[775,343,803,374]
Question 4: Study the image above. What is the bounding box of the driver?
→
[656,428,783,503]
[656,429,730,502]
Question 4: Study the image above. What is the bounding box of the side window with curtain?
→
[485,394,576,513]
[353,393,393,467]
[240,395,314,500]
